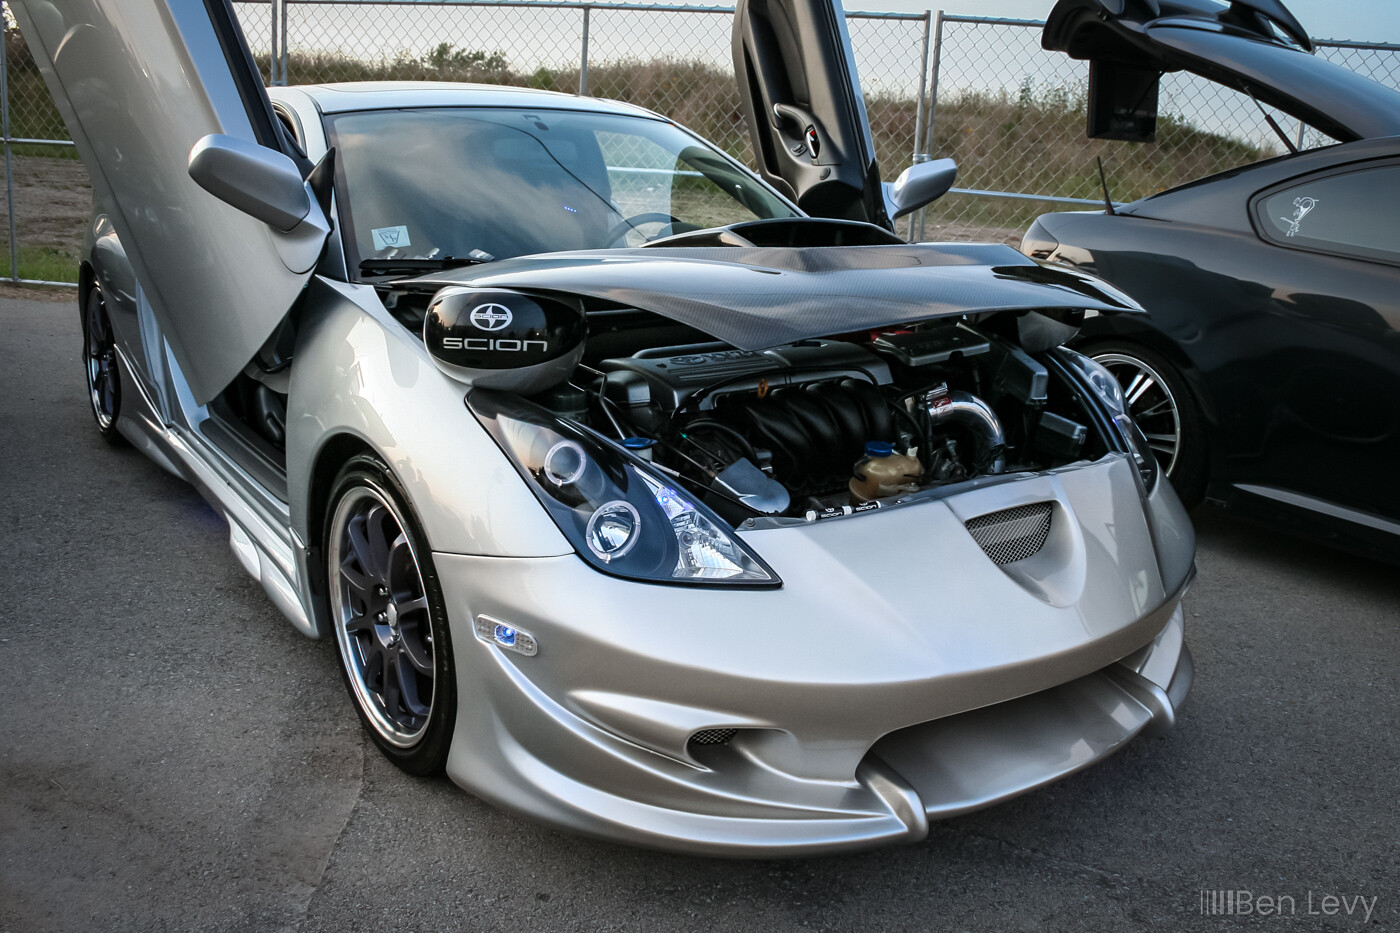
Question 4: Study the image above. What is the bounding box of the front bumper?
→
[432,455,1196,857]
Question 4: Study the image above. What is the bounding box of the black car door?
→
[1236,160,1400,522]
[732,0,890,229]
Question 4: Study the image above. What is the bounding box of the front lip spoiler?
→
[868,631,1194,831]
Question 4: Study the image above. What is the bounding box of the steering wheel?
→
[602,212,687,248]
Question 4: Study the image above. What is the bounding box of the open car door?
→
[733,0,890,230]
[10,0,330,403]
[1043,0,1400,144]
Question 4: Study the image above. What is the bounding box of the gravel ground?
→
[1,295,1396,932]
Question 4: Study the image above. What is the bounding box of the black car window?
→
[1255,162,1400,264]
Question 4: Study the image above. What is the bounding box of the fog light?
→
[474,614,538,656]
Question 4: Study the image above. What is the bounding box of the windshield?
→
[326,107,798,276]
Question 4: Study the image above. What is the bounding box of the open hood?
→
[10,0,330,403]
[1044,0,1400,143]
[732,0,890,228]
[408,243,1143,350]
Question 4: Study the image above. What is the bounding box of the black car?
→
[1023,0,1400,564]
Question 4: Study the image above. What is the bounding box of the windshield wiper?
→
[358,253,493,277]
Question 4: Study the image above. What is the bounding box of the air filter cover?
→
[424,286,585,393]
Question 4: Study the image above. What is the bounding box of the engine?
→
[575,321,1099,520]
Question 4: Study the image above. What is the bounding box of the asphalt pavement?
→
[1,293,1396,932]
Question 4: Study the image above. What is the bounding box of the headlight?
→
[467,390,779,587]
[1057,349,1160,491]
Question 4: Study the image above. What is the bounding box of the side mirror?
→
[188,134,311,232]
[883,158,958,220]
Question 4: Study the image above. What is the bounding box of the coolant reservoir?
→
[850,442,922,504]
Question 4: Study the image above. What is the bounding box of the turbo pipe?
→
[924,387,1006,474]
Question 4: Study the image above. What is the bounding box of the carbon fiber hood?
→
[407,243,1143,351]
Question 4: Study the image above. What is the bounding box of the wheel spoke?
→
[381,655,401,716]
[363,505,396,569]
[1136,398,1175,420]
[399,619,434,674]
[397,595,428,616]
[394,653,432,717]
[343,609,376,634]
[403,646,433,676]
[364,650,384,692]
[339,553,376,600]
[387,532,415,595]
[345,514,388,586]
[1126,375,1156,407]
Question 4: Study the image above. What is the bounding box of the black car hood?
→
[408,243,1143,351]
[1044,0,1400,143]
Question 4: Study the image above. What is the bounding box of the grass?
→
[0,243,80,283]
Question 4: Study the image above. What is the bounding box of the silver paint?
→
[10,0,329,403]
[31,44,1197,851]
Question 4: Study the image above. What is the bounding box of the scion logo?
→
[441,337,548,352]
[470,303,514,331]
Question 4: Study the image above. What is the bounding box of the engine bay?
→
[389,278,1113,524]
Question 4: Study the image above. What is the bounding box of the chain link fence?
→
[263,1,929,167]
[1,1,1396,285]
[921,14,1400,241]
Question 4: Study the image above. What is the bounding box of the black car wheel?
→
[81,287,125,444]
[1089,342,1207,508]
[326,454,456,775]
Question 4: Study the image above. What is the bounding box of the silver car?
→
[14,0,1195,855]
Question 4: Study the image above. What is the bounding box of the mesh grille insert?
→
[689,728,738,746]
[965,502,1053,565]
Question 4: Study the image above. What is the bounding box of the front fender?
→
[286,276,571,559]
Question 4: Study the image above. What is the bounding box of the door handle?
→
[771,102,810,128]
[771,104,821,157]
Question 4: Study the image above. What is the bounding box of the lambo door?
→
[732,0,890,229]
[10,0,329,404]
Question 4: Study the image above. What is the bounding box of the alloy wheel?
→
[1093,351,1183,477]
[328,485,437,748]
[83,289,120,431]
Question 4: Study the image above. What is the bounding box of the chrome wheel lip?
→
[84,291,118,430]
[329,483,436,749]
[1092,351,1182,477]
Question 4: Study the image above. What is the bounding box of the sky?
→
[849,0,1400,44]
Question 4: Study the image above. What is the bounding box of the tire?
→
[325,454,456,775]
[81,286,126,445]
[1087,341,1208,509]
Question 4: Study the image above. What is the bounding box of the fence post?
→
[279,0,289,86]
[906,10,933,240]
[0,24,17,282]
[579,5,591,96]
[916,9,944,241]
[269,0,281,84]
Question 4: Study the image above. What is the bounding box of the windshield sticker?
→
[1280,196,1318,237]
[371,225,411,251]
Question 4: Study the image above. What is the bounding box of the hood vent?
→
[965,502,1053,565]
[689,728,738,747]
